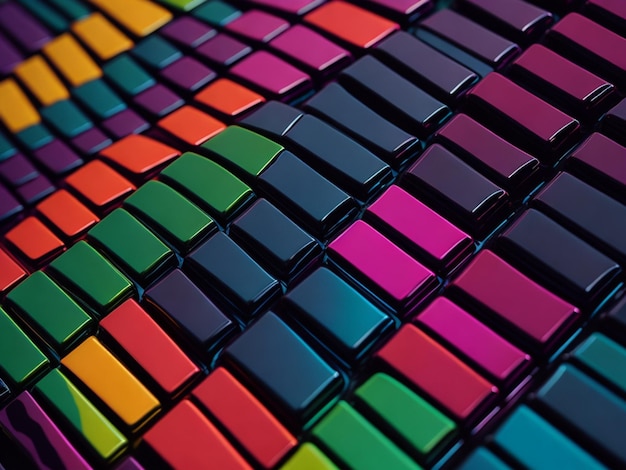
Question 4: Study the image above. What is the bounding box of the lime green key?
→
[6,271,92,351]
[88,209,175,283]
[355,373,456,457]
[161,152,253,222]
[0,307,48,385]
[40,99,93,138]
[574,333,626,394]
[201,126,283,178]
[48,241,133,314]
[312,401,422,470]
[280,443,338,470]
[73,79,126,119]
[34,368,127,461]
[157,0,206,11]
[193,0,241,26]
[103,54,155,96]
[124,180,216,254]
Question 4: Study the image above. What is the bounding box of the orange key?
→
[37,189,100,238]
[195,78,265,117]
[158,105,225,145]
[100,134,179,176]
[5,216,64,264]
[0,247,26,294]
[65,160,135,211]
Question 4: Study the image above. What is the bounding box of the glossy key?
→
[574,333,626,395]
[160,57,215,92]
[15,123,53,151]
[43,34,101,87]
[196,33,251,66]
[0,3,50,52]
[225,9,289,43]
[41,99,93,138]
[0,248,26,294]
[195,78,265,118]
[193,367,297,468]
[100,134,179,177]
[160,16,215,47]
[158,105,225,145]
[248,0,323,15]
[89,0,172,37]
[133,83,183,117]
[37,190,98,239]
[66,160,135,211]
[603,98,626,147]
[0,186,23,222]
[0,79,40,134]
[15,174,55,205]
[73,79,126,119]
[72,128,112,156]
[103,54,155,96]
[132,36,181,69]
[5,216,64,265]
[14,56,68,106]
[103,108,149,138]
[280,443,337,470]
[72,12,132,60]
[240,100,304,137]
[585,0,626,36]
[101,300,199,395]
[366,0,433,24]
[193,0,241,25]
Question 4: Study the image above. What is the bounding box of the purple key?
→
[134,84,184,117]
[0,154,38,187]
[0,31,23,74]
[71,128,112,155]
[0,3,51,52]
[102,109,149,139]
[160,56,216,92]
[603,98,626,148]
[160,17,216,48]
[196,33,251,66]
[16,174,55,204]
[225,10,289,43]
[33,140,83,175]
[247,0,324,15]
[0,185,23,221]
[115,457,144,470]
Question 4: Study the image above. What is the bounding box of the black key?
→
[258,152,358,240]
[238,100,304,138]
[303,83,419,167]
[533,173,626,264]
[185,232,281,319]
[339,56,451,137]
[401,144,508,236]
[584,0,626,37]
[374,31,479,103]
[535,364,626,467]
[222,311,343,429]
[497,209,621,308]
[603,98,626,148]
[284,114,393,201]
[230,199,322,283]
[144,269,236,352]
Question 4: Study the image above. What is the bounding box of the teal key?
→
[6,271,92,351]
[493,405,604,470]
[0,307,48,385]
[18,0,69,32]
[48,0,90,20]
[132,36,182,69]
[73,79,126,119]
[88,209,176,284]
[41,100,93,138]
[574,333,626,394]
[103,54,155,96]
[16,123,53,150]
[458,448,511,470]
[0,131,16,161]
[193,0,241,26]
[124,180,216,254]
[48,241,134,314]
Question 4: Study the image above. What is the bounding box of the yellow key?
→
[43,34,102,87]
[0,79,40,133]
[14,56,69,106]
[62,336,160,429]
[72,13,133,60]
[88,0,172,37]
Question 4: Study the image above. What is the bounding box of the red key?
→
[0,247,26,293]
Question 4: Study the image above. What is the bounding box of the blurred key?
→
[33,138,82,175]
[133,83,183,117]
[247,0,323,15]
[14,56,69,106]
[574,333,626,395]
[132,36,181,69]
[160,17,216,47]
[0,79,40,133]
[103,54,155,96]
[365,0,433,24]
[160,57,215,92]
[280,443,337,470]
[43,34,102,87]
[193,0,241,26]
[0,3,51,52]
[89,0,173,37]
[41,100,93,138]
[73,79,126,119]
[0,32,23,75]
[72,12,132,60]
[196,33,251,66]
[0,186,23,222]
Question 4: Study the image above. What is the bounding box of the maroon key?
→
[584,0,626,37]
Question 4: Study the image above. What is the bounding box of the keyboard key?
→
[0,154,37,187]
[225,9,289,43]
[0,248,26,294]
[43,34,101,87]
[458,448,510,470]
[41,99,93,138]
[48,0,90,20]
[196,33,251,66]
[240,101,304,137]
[36,190,97,239]
[15,123,53,152]
[102,108,149,138]
[584,0,626,36]
[158,105,225,146]
[0,79,40,133]
[280,443,336,470]
[143,400,250,469]
[145,269,236,352]
[0,131,16,160]
[101,300,200,395]
[66,160,135,211]
[15,173,55,204]
[73,79,126,119]
[132,36,181,69]
[0,186,23,222]
[283,267,392,361]
[72,12,132,60]
[603,98,626,147]
[89,0,172,37]
[103,54,155,96]
[160,16,216,47]
[607,294,626,336]
[14,56,69,106]
[5,216,64,265]
[247,0,323,15]
[574,333,626,395]
[100,134,179,177]
[71,127,111,155]
[329,220,438,311]
[0,3,50,52]
[0,32,23,75]
[133,83,183,117]
[195,78,265,118]
[160,56,216,92]
[33,139,82,176]
[19,0,69,33]
[193,367,297,468]
[365,0,433,24]
[193,0,241,26]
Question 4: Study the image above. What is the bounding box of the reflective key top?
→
[5,216,64,265]
[14,56,68,106]
[72,12,132,60]
[37,190,98,239]
[100,133,179,176]
[157,105,225,145]
[240,101,304,137]
[0,248,26,294]
[103,54,155,96]
[574,333,626,395]
[89,0,172,37]
[280,443,337,470]
[0,79,40,133]
[43,34,102,87]
[225,9,289,43]
[195,78,265,118]
[584,0,626,36]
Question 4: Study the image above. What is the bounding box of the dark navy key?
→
[239,100,304,138]
[303,83,419,167]
[282,267,393,362]
[607,294,626,337]
[401,144,508,236]
[603,98,626,148]
[374,31,478,103]
[258,151,358,239]
[533,173,626,265]
[230,199,322,283]
[339,56,450,137]
[497,209,621,308]
[284,115,393,202]
[222,311,343,429]
[185,232,281,319]
[144,269,236,353]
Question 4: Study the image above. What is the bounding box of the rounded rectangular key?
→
[0,79,40,133]
[247,0,323,15]
[0,3,51,52]
[5,216,64,265]
[157,105,225,146]
[574,333,626,395]
[103,108,149,138]
[225,9,289,43]
[376,324,497,420]
[15,123,52,152]
[466,73,580,160]
[0,247,26,294]
[73,79,126,119]
[14,56,68,106]
[159,57,216,92]
[72,12,132,60]
[0,186,23,222]
[603,98,626,148]
[133,83,183,118]
[160,16,216,47]
[33,138,82,175]
[365,0,433,24]
[280,443,336,470]
[223,312,343,428]
[41,99,93,138]
[89,0,172,37]
[62,336,160,429]
[450,250,579,350]
[132,36,181,70]
[103,54,155,96]
[0,31,23,75]
[240,101,304,137]
[196,33,251,67]
[100,134,179,177]
[193,367,297,468]
[0,153,38,187]
[585,0,626,36]
[192,0,241,26]
[195,78,265,118]
[19,0,68,33]
[458,448,510,470]
[329,220,438,311]
[49,0,91,20]
[43,34,102,87]
[0,391,90,469]
[37,189,99,239]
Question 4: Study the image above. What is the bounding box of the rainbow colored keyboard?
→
[0,0,625,468]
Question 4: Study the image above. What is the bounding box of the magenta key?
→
[160,17,216,48]
[160,56,216,92]
[247,0,324,15]
[328,220,438,311]
[225,10,289,43]
[366,185,474,273]
[196,33,251,67]
[102,109,149,139]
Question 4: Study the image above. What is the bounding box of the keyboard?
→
[0,0,625,468]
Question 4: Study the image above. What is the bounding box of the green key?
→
[89,209,175,283]
[19,0,69,32]
[193,0,241,26]
[34,368,127,461]
[16,123,54,150]
[458,448,511,470]
[493,406,604,470]
[355,373,456,457]
[312,401,422,470]
[73,79,126,119]
[280,443,338,470]
[132,36,182,69]
[157,0,207,11]
[124,180,216,254]
[41,100,93,138]
[48,0,91,20]
[48,241,133,314]
[161,152,253,222]
[574,333,626,394]
[0,132,16,161]
[201,126,283,178]
[6,271,92,351]
[103,54,155,96]
[0,307,48,385]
